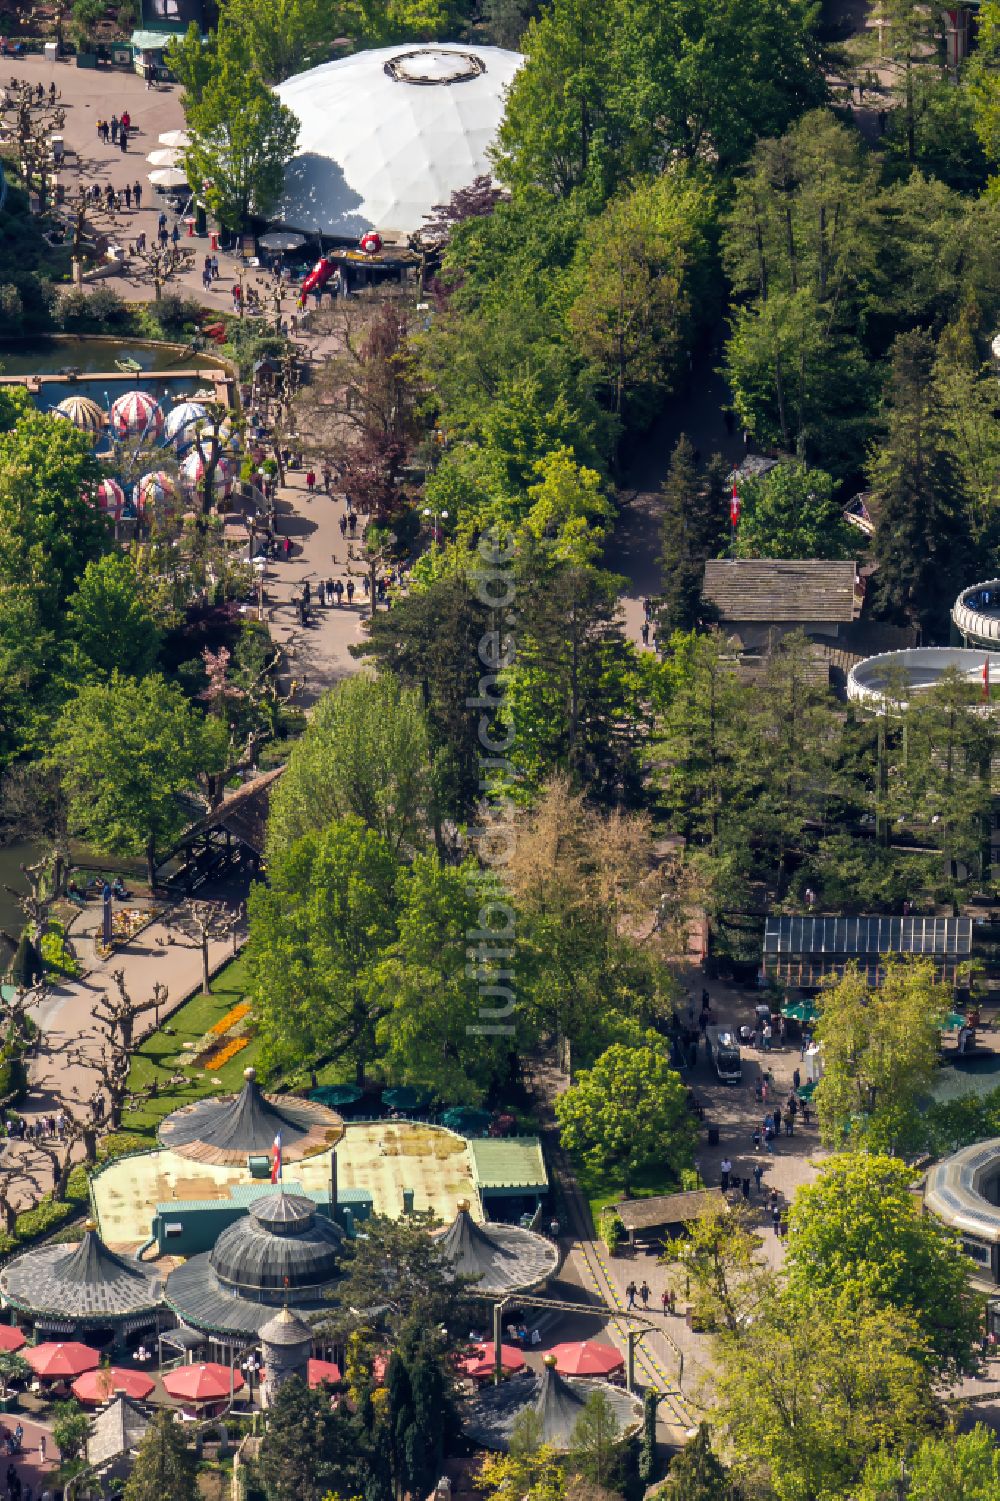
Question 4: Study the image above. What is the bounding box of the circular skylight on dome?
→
[385,48,486,85]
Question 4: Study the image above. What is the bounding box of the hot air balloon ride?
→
[109,390,164,443]
[163,400,209,449]
[52,395,105,443]
[137,469,178,524]
[180,450,234,500]
[88,477,125,520]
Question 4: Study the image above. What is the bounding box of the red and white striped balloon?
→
[90,478,125,519]
[137,469,178,520]
[179,450,233,498]
[109,390,164,442]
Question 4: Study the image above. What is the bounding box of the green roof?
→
[469,1137,548,1192]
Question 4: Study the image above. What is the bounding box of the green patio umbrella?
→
[310,1083,364,1107]
[382,1086,429,1112]
[440,1106,492,1135]
[782,1001,819,1024]
[941,1012,967,1032]
[797,1079,818,1101]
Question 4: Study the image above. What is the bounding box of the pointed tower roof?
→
[158,1067,343,1164]
[433,1204,560,1295]
[0,1223,163,1326]
[463,1358,643,1452]
[259,1305,314,1349]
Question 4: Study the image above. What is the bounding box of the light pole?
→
[241,1351,262,1402]
[422,505,448,545]
[253,556,267,622]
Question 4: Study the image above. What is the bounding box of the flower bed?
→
[209,1002,250,1037]
[203,1036,250,1072]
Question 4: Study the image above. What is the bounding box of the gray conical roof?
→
[259,1305,314,1349]
[158,1068,343,1164]
[434,1207,560,1295]
[0,1227,162,1325]
[464,1366,643,1452]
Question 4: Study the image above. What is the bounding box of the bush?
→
[65,1163,91,1205]
[97,1132,150,1163]
[58,285,134,333]
[599,1210,625,1254]
[39,922,80,978]
[14,1195,75,1241]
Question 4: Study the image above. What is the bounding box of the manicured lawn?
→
[123,952,260,1141]
[576,1157,682,1230]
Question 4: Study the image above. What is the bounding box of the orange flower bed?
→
[204,1036,250,1072]
[209,1002,251,1037]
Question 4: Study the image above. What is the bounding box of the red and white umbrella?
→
[71,1366,155,1404]
[180,450,233,498]
[109,390,164,442]
[162,1362,244,1402]
[23,1342,100,1379]
[0,1327,26,1353]
[89,477,125,519]
[459,1342,525,1379]
[548,1341,624,1377]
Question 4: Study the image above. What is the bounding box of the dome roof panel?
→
[274,43,522,236]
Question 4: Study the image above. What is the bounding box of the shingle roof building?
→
[702,559,861,625]
[0,1226,163,1333]
[158,1067,343,1166]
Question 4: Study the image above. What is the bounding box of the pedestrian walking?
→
[322,464,332,494]
[124,184,131,210]
[762,1022,772,1051]
[346,579,355,605]
[773,1105,782,1133]
[306,469,316,494]
[720,1156,732,1193]
[349,512,357,536]
[661,1288,669,1315]
[741,1176,751,1200]
[639,1280,650,1309]
[334,579,344,605]
[751,1125,761,1152]
[172,224,180,246]
[792,1067,801,1091]
[134,180,142,208]
[641,620,649,646]
[339,512,347,537]
[121,109,130,133]
[802,1101,812,1127]
[38,1435,45,1464]
[785,1115,794,1137]
[625,1280,637,1310]
[752,1163,764,1192]
[120,124,128,152]
[772,1203,782,1234]
[111,114,119,144]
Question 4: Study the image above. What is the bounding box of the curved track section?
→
[847,647,1000,710]
[953,580,1000,647]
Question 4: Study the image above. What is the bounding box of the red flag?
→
[985,659,991,702]
[270,1132,282,1184]
[730,479,741,527]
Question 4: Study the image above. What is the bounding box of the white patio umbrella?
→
[258,230,306,251]
[147,147,182,168]
[158,129,190,149]
[148,167,189,188]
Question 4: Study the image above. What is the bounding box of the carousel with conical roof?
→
[434,1202,560,1296]
[465,1353,643,1451]
[158,1066,344,1166]
[0,1222,163,1346]
[163,1189,345,1339]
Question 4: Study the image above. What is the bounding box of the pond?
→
[0,841,42,957]
[0,336,229,415]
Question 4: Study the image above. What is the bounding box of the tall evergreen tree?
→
[657,437,727,633]
[869,330,972,636]
[660,1423,733,1500]
[123,1411,198,1501]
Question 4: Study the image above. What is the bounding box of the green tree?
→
[660,1424,734,1501]
[51,1399,91,1473]
[247,816,399,1082]
[786,1154,980,1375]
[875,0,948,165]
[165,20,217,106]
[220,0,335,82]
[860,1426,1000,1501]
[376,854,512,1103]
[183,28,299,230]
[341,0,455,43]
[869,329,973,635]
[555,1040,697,1194]
[266,673,433,862]
[733,462,855,560]
[320,1213,476,1345]
[255,1376,361,1501]
[64,554,161,679]
[123,1411,198,1501]
[971,0,1000,177]
[813,960,947,1152]
[662,1204,769,1335]
[51,673,207,885]
[713,1289,938,1501]
[0,411,106,622]
[567,168,716,418]
[480,1446,566,1501]
[657,439,727,635]
[568,1388,622,1489]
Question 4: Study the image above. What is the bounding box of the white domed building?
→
[273,43,522,239]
